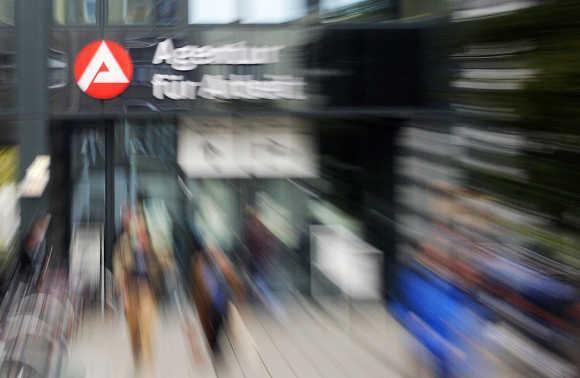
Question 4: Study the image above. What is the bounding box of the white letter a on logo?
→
[77,41,129,92]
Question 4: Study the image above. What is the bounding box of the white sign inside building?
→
[178,119,248,177]
[178,118,318,178]
[249,126,318,177]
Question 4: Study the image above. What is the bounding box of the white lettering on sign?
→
[151,74,306,101]
[152,39,284,71]
[151,38,305,101]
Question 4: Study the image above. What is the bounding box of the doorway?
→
[50,118,183,309]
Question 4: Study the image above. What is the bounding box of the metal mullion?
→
[236,0,243,23]
[99,0,105,35]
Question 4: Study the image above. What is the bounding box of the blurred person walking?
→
[241,207,281,314]
[13,215,51,291]
[242,208,273,277]
[113,206,162,374]
[190,228,244,355]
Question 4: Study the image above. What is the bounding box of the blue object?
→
[203,264,228,315]
[389,265,490,378]
[482,257,576,305]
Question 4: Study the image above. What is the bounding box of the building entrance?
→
[50,118,183,309]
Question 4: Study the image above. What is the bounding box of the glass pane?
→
[69,129,104,302]
[48,50,68,89]
[155,0,178,23]
[320,0,365,12]
[0,0,14,26]
[108,0,154,24]
[0,52,15,87]
[400,0,448,18]
[242,0,306,23]
[190,179,239,251]
[320,0,395,21]
[53,0,97,25]
[70,129,106,224]
[113,119,180,248]
[188,0,237,24]
[116,119,176,163]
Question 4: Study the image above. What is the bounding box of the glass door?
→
[114,118,185,300]
[68,125,108,313]
[65,118,186,312]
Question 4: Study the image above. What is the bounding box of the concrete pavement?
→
[61,298,423,378]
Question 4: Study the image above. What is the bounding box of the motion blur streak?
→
[0,0,578,377]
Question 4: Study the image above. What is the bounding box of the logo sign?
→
[74,40,133,99]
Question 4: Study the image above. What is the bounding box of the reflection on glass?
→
[191,179,239,252]
[53,0,97,25]
[320,0,365,12]
[0,0,14,26]
[320,0,395,22]
[107,0,177,24]
[119,119,176,162]
[108,0,153,24]
[155,0,178,23]
[189,0,305,24]
[242,0,306,23]
[48,50,68,89]
[70,129,105,225]
[69,129,105,305]
[113,119,180,236]
[188,0,237,24]
[400,0,448,18]
[0,53,15,87]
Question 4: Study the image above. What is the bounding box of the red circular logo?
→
[74,40,133,100]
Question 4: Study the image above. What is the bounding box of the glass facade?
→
[49,0,449,26]
[35,1,442,277]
